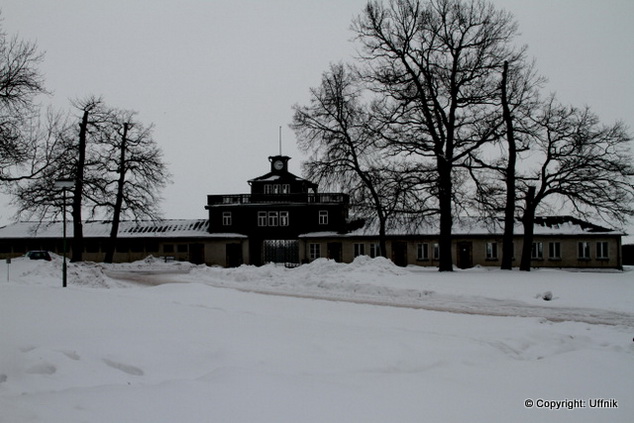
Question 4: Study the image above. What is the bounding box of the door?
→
[327,242,342,262]
[189,243,205,265]
[392,241,408,267]
[226,243,243,267]
[457,242,473,269]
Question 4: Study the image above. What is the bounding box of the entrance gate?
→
[262,240,300,266]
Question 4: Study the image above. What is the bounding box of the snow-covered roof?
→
[0,216,622,241]
[0,220,246,239]
[300,215,623,238]
[248,170,316,186]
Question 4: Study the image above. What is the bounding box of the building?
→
[205,155,350,266]
[300,215,624,270]
[0,155,625,269]
[0,219,223,264]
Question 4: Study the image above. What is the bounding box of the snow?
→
[1,215,622,241]
[342,215,623,237]
[1,255,633,422]
[0,220,215,239]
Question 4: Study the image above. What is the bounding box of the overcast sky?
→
[1,0,633,229]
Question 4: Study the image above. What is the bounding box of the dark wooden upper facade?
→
[206,155,349,238]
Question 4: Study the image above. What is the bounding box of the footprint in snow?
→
[26,362,57,375]
[103,358,144,376]
[60,350,81,361]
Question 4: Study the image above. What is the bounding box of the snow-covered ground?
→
[1,255,632,423]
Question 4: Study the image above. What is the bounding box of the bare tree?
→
[466,58,543,269]
[292,63,420,256]
[517,97,634,270]
[0,13,48,182]
[11,110,76,221]
[92,109,171,263]
[499,61,518,270]
[67,96,112,262]
[11,97,108,261]
[13,97,171,263]
[352,0,526,271]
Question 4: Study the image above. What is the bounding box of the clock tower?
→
[247,155,317,195]
[205,153,350,266]
[269,155,290,173]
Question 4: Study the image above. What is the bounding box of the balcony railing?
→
[206,193,349,206]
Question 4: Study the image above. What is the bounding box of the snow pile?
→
[180,258,634,325]
[5,254,128,289]
[185,257,433,310]
[1,257,633,422]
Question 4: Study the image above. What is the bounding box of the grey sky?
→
[1,0,632,229]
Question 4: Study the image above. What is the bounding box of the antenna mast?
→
[278,126,282,156]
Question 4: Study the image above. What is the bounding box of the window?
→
[257,211,287,227]
[354,243,365,257]
[417,243,429,260]
[548,242,561,260]
[163,244,174,253]
[222,211,232,226]
[319,210,328,225]
[309,243,321,260]
[486,242,498,260]
[257,211,267,226]
[369,243,381,258]
[265,184,286,194]
[280,211,289,226]
[433,243,440,260]
[531,242,543,260]
[268,211,279,226]
[596,241,609,259]
[578,241,590,259]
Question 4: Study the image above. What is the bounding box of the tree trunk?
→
[438,156,453,271]
[501,61,516,270]
[71,109,89,262]
[378,212,387,259]
[520,186,536,271]
[104,123,129,263]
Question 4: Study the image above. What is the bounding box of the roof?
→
[0,219,246,239]
[0,215,622,240]
[299,215,623,238]
[247,156,317,188]
[248,170,317,186]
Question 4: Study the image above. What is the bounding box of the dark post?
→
[62,188,67,287]
[520,186,536,271]
[55,179,75,287]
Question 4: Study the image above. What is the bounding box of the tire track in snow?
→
[224,285,634,327]
[108,270,634,327]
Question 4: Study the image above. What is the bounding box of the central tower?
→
[205,155,349,266]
